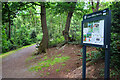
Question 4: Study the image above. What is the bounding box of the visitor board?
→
[81,8,110,48]
[83,19,104,45]
[81,8,111,79]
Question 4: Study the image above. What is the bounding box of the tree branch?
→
[96,0,100,11]
[91,0,95,12]
[30,2,41,6]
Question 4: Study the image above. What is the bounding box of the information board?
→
[81,8,111,79]
[81,8,111,48]
[83,19,104,45]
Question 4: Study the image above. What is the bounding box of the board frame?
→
[81,8,111,48]
[82,8,111,79]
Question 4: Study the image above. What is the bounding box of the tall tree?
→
[37,3,49,54]
[62,2,76,43]
[32,2,49,54]
[50,2,77,43]
[50,2,85,43]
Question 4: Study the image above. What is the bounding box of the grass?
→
[56,69,60,72]
[37,33,43,41]
[29,54,70,72]
[40,73,44,77]
[62,64,66,66]
[25,55,37,62]
[43,56,47,60]
[0,43,36,58]
[66,69,70,72]
[46,72,50,75]
[57,54,62,57]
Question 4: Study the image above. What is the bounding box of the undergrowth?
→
[28,54,70,72]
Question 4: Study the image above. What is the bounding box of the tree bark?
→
[62,2,76,43]
[37,3,49,54]
[5,2,11,39]
[91,0,100,12]
[8,12,11,39]
[62,11,74,43]
[96,0,100,11]
[91,1,95,12]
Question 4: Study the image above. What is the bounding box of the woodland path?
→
[2,45,41,78]
[2,44,104,79]
[2,44,83,78]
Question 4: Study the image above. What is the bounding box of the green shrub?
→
[48,36,64,47]
[2,25,38,53]
[37,33,43,41]
[30,30,37,43]
[97,2,120,74]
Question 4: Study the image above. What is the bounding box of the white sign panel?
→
[83,19,104,45]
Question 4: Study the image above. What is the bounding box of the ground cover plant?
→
[28,54,70,72]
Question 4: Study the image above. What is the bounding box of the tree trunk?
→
[91,1,95,12]
[37,3,49,54]
[62,11,74,43]
[5,2,11,39]
[8,11,11,39]
[91,0,100,12]
[96,0,100,11]
[62,2,76,43]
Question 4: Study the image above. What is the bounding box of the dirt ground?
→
[2,44,114,79]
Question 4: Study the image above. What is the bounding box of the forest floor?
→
[2,44,109,79]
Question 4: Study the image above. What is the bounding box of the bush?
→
[2,25,38,53]
[48,36,64,47]
[30,30,37,39]
[110,2,120,71]
[30,30,37,43]
[37,33,43,41]
[97,2,120,74]
[110,33,120,54]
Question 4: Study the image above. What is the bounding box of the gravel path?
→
[2,44,82,78]
[2,45,40,78]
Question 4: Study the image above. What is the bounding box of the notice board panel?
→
[83,19,104,45]
[81,8,111,48]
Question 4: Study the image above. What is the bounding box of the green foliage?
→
[110,2,120,33]
[2,2,33,24]
[97,2,120,75]
[43,56,47,60]
[50,2,76,14]
[100,68,119,78]
[2,25,10,52]
[56,69,60,72]
[61,64,66,66]
[26,55,37,62]
[37,33,43,41]
[110,69,119,78]
[110,2,120,71]
[109,2,120,55]
[57,54,62,57]
[30,30,37,39]
[30,30,37,42]
[110,33,120,54]
[86,51,102,61]
[1,43,35,58]
[2,4,41,53]
[47,2,85,46]
[29,55,70,72]
[2,20,37,53]
[111,54,120,69]
[49,36,64,47]
[46,72,50,75]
